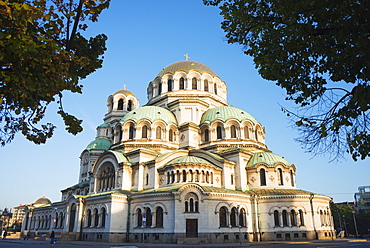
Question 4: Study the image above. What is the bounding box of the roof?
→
[246,152,291,167]
[86,138,112,151]
[200,106,258,125]
[113,89,135,96]
[33,197,52,206]
[157,60,218,77]
[98,123,110,128]
[120,106,177,125]
[166,156,213,166]
[248,188,320,196]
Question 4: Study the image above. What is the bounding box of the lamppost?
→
[342,215,347,237]
[352,210,359,238]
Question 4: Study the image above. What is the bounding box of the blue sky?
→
[0,0,368,210]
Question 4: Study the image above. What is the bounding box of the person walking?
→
[2,230,7,240]
[23,229,29,240]
[49,231,56,247]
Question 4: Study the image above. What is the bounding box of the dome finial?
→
[184,53,190,61]
[123,83,127,90]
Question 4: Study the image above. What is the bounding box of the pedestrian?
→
[34,229,39,238]
[23,229,29,240]
[2,229,7,240]
[49,230,56,247]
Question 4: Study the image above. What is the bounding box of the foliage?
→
[204,0,370,161]
[0,0,110,145]
[330,202,370,237]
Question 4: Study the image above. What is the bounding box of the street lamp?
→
[352,211,359,238]
[342,215,347,237]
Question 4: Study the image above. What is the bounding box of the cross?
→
[123,84,127,90]
[184,53,190,61]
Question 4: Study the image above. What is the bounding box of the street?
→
[0,239,369,248]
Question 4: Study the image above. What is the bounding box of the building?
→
[355,186,370,211]
[22,59,334,244]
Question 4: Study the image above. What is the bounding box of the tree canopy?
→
[0,0,110,146]
[204,0,370,161]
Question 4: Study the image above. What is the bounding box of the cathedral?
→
[22,59,334,244]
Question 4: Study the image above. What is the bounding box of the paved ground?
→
[0,238,369,248]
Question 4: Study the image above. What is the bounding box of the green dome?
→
[200,106,258,124]
[246,152,291,167]
[86,138,112,150]
[157,60,218,77]
[121,106,177,125]
[99,123,110,127]
[166,156,212,166]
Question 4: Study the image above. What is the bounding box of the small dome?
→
[121,106,177,125]
[157,60,218,77]
[86,138,112,150]
[246,152,291,167]
[113,89,135,96]
[98,123,110,128]
[33,196,52,207]
[200,106,258,124]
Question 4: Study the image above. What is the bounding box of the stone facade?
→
[22,60,335,244]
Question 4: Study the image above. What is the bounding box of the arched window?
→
[219,207,227,227]
[204,80,209,91]
[146,208,152,227]
[290,170,295,187]
[167,172,170,184]
[216,125,223,139]
[94,208,99,226]
[156,126,162,139]
[274,210,280,226]
[231,174,234,185]
[230,207,237,227]
[142,125,148,138]
[158,82,162,95]
[230,125,237,138]
[180,77,185,89]
[239,208,246,227]
[169,129,174,141]
[97,162,115,192]
[171,171,175,183]
[87,209,92,227]
[137,208,142,227]
[129,124,135,139]
[155,207,163,227]
[290,210,297,226]
[298,209,304,226]
[167,79,173,92]
[59,213,64,228]
[146,173,149,185]
[214,83,218,95]
[182,170,187,182]
[185,193,198,213]
[101,207,106,227]
[278,168,284,185]
[127,100,133,111]
[204,129,209,142]
[118,99,124,110]
[68,204,76,232]
[54,213,59,228]
[260,168,266,186]
[282,210,288,226]
[192,78,197,89]
[244,126,249,139]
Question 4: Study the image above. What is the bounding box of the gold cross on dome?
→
[123,84,127,90]
[184,53,190,61]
